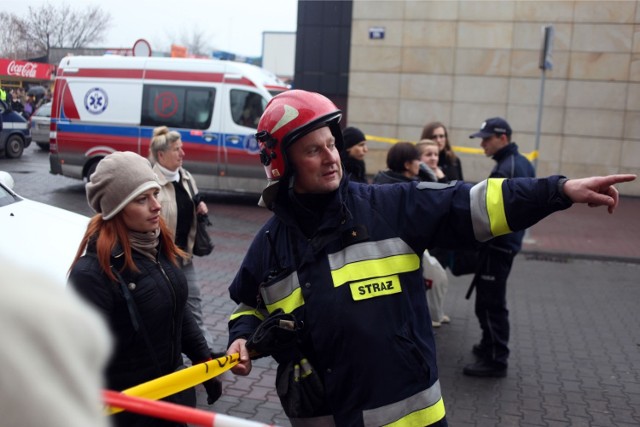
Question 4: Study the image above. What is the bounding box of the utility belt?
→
[246,309,330,418]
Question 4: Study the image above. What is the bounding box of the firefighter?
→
[225,90,635,427]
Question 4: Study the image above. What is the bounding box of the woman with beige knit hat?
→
[68,151,222,427]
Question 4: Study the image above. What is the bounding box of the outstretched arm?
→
[563,174,637,214]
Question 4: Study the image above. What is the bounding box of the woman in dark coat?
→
[373,141,424,184]
[68,151,221,427]
[340,126,369,183]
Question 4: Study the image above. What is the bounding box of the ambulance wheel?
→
[5,135,24,159]
[85,160,99,181]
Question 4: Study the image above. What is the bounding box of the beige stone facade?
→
[347,0,640,196]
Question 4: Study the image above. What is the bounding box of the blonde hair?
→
[420,121,458,162]
[416,139,438,155]
[149,126,181,163]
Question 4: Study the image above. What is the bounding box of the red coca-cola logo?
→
[7,60,37,78]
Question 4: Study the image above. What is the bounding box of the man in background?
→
[464,117,535,378]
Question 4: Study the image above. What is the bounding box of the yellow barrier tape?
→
[106,353,239,415]
[364,134,399,144]
[453,146,484,155]
[365,134,538,162]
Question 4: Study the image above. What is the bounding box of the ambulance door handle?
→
[203,133,217,142]
[227,135,240,144]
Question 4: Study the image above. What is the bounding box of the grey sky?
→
[1,0,298,57]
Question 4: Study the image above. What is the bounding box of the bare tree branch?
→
[64,5,111,48]
[0,2,112,59]
[24,4,57,54]
[0,12,36,58]
[179,26,215,57]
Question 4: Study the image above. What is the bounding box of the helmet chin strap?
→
[287,173,299,202]
[287,172,315,216]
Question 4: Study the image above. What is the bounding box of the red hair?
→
[70,214,187,282]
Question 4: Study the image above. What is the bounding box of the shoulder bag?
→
[186,178,215,257]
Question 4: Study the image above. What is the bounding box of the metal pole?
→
[534,24,554,174]
[524,69,546,245]
[533,68,546,174]
[526,25,553,245]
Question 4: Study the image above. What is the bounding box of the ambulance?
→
[49,55,289,194]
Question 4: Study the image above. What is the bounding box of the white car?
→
[0,171,89,286]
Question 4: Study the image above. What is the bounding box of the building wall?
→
[262,32,297,80]
[295,1,353,118]
[346,0,640,196]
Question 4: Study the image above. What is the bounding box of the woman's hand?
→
[197,201,208,215]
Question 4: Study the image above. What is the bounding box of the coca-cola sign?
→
[7,60,37,78]
[0,58,55,80]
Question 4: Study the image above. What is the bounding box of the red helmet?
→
[255,90,343,181]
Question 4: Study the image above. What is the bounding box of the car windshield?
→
[35,103,52,117]
[0,183,19,207]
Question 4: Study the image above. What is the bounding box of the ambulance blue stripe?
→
[54,122,249,147]
[56,123,140,138]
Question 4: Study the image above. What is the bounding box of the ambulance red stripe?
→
[57,68,256,87]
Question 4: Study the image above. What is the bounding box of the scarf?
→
[156,163,180,182]
[128,229,160,261]
[291,190,336,239]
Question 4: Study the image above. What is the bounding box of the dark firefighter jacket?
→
[228,175,572,426]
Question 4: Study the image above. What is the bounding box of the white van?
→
[49,55,289,194]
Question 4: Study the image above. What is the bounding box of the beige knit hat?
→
[86,151,161,220]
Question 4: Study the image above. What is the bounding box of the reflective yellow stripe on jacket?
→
[229,302,267,322]
[236,238,420,320]
[469,178,512,242]
[328,238,420,287]
[230,271,304,321]
[362,380,445,426]
[260,270,305,314]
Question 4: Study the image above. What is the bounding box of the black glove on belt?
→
[245,309,301,359]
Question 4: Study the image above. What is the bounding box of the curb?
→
[521,249,640,265]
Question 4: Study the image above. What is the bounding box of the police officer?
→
[464,117,535,378]
[225,90,635,426]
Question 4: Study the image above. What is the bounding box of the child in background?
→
[417,139,448,183]
[416,139,450,327]
[420,121,463,181]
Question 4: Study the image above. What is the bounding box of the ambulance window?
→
[185,90,214,129]
[141,85,215,130]
[230,90,266,129]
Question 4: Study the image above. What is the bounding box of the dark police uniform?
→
[472,142,535,369]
